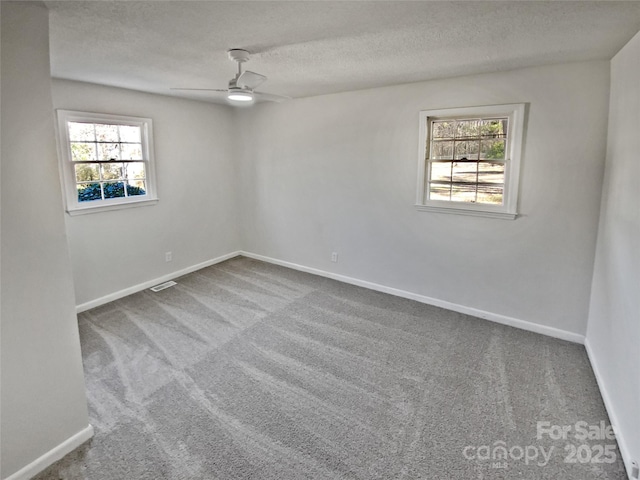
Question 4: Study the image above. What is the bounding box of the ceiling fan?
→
[171,49,290,104]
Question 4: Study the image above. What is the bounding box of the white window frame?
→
[416,103,525,219]
[56,109,158,215]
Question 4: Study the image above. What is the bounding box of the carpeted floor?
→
[35,256,626,479]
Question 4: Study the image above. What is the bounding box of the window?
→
[56,110,158,215]
[416,104,525,219]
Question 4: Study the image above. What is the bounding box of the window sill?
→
[414,204,517,220]
[67,198,159,216]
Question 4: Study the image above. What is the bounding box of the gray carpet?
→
[35,256,626,479]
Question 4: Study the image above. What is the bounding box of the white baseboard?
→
[76,249,584,343]
[4,425,94,480]
[76,251,241,313]
[584,339,633,479]
[239,251,585,344]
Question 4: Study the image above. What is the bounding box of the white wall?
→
[586,31,640,475]
[51,80,240,307]
[0,3,90,478]
[237,61,610,337]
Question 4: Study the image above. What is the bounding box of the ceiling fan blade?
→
[170,88,227,92]
[237,70,266,90]
[254,91,291,103]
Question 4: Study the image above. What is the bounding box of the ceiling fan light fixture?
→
[227,88,253,102]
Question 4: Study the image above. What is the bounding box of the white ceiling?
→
[46,1,640,104]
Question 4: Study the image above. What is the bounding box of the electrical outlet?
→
[331,252,338,263]
[165,251,172,262]
[631,460,639,479]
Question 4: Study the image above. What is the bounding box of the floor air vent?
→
[150,281,177,292]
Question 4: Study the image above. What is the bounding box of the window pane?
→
[430,162,452,182]
[480,119,507,138]
[101,163,123,180]
[98,143,120,160]
[455,120,479,139]
[127,180,146,196]
[95,124,119,142]
[68,122,94,141]
[431,121,455,139]
[451,183,477,203]
[75,164,99,182]
[452,161,478,183]
[70,142,96,161]
[103,181,125,198]
[77,183,102,202]
[119,125,141,143]
[431,141,453,160]
[124,162,145,179]
[481,139,505,160]
[455,141,479,160]
[477,185,504,205]
[478,162,505,184]
[121,143,143,160]
[429,184,451,201]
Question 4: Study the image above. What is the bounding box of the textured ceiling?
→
[46,1,640,104]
